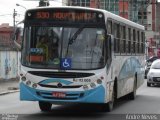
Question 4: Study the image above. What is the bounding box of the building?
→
[145,0,159,58]
[156,2,160,57]
[0,23,19,79]
[119,0,129,19]
[66,0,146,21]
[0,23,15,50]
[66,0,119,15]
[155,3,160,56]
[65,0,159,58]
[67,0,100,8]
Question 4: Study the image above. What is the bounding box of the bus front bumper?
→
[20,83,106,104]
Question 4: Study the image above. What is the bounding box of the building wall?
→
[0,24,14,50]
[119,0,128,19]
[146,0,158,57]
[0,24,20,80]
[155,2,160,57]
[67,0,120,15]
[152,0,156,31]
[147,5,152,31]
[90,0,100,8]
[156,2,160,32]
[0,51,20,80]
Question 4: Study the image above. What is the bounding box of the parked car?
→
[147,56,159,62]
[147,59,160,87]
[144,56,159,79]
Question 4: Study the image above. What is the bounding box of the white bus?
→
[15,6,145,112]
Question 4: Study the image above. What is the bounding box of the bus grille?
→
[38,84,82,88]
[28,71,95,78]
[36,91,84,100]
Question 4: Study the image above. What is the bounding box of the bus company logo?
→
[57,83,63,88]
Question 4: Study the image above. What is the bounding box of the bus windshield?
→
[21,25,106,70]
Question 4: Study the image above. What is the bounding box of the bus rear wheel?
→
[39,101,52,112]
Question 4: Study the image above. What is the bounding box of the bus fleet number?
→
[73,79,91,82]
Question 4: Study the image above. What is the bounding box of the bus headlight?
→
[97,79,102,84]
[148,76,153,81]
[32,83,37,88]
[83,85,89,90]
[90,83,96,88]
[21,76,26,81]
[26,80,31,86]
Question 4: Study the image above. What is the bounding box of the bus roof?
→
[26,6,144,30]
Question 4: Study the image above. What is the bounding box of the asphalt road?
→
[0,80,160,120]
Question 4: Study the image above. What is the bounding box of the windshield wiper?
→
[66,27,84,57]
[68,27,84,45]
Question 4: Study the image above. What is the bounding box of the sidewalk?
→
[0,78,19,95]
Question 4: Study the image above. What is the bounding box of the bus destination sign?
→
[26,9,104,23]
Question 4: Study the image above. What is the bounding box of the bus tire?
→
[147,82,151,87]
[100,103,113,112]
[106,100,114,112]
[105,82,116,112]
[128,76,137,100]
[39,101,52,112]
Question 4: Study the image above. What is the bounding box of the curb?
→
[0,90,19,96]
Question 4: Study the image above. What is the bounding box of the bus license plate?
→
[52,92,66,98]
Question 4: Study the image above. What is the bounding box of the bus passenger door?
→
[106,34,114,102]
[106,34,113,71]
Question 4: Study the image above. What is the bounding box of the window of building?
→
[81,0,85,6]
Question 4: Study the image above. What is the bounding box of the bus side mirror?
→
[13,21,24,50]
[13,28,21,50]
[13,28,22,50]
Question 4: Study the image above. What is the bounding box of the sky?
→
[0,0,62,26]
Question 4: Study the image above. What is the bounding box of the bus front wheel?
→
[101,85,115,112]
[128,77,137,100]
[106,85,115,112]
[39,101,52,112]
[147,82,151,87]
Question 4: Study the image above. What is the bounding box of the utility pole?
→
[13,9,17,28]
